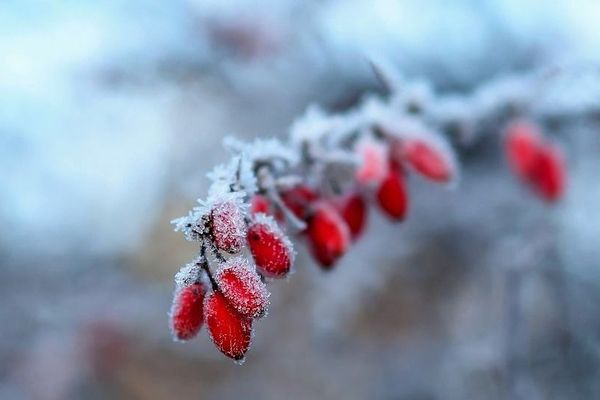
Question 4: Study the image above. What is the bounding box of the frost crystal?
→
[174,261,203,289]
[247,213,296,278]
[209,196,248,253]
[359,95,391,126]
[290,105,346,144]
[171,207,209,241]
[252,213,295,261]
[225,136,298,167]
[204,290,253,362]
[169,281,206,342]
[215,256,270,318]
[207,154,258,197]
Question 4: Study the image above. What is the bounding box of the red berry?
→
[354,138,389,185]
[306,202,350,269]
[250,194,271,216]
[280,185,319,220]
[400,139,453,182]
[169,282,206,341]
[205,291,253,361]
[250,195,284,222]
[210,200,246,253]
[377,167,409,220]
[528,143,566,202]
[335,191,367,240]
[504,120,566,202]
[504,120,543,178]
[247,214,294,278]
[215,257,269,318]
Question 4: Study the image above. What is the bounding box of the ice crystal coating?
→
[289,105,346,143]
[171,191,248,244]
[209,198,247,253]
[247,213,295,278]
[207,154,258,197]
[214,256,270,318]
[171,207,209,241]
[224,137,298,168]
[174,261,203,289]
[204,290,253,361]
[358,95,391,127]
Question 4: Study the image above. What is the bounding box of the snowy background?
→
[1,0,600,399]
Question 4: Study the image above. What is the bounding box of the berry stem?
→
[268,186,307,232]
[208,240,227,264]
[199,242,219,291]
[256,165,307,232]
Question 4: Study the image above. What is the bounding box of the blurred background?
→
[2,0,600,399]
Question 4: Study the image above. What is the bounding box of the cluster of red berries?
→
[170,115,567,363]
[170,199,294,362]
[255,135,456,270]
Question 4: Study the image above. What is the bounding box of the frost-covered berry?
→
[377,167,409,220]
[528,143,566,202]
[399,139,453,182]
[504,120,543,178]
[169,282,206,341]
[205,290,253,361]
[215,257,270,318]
[354,137,389,185]
[281,185,319,220]
[335,191,367,240]
[247,214,294,278]
[210,200,247,253]
[306,202,350,269]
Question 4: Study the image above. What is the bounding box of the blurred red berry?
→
[280,185,319,220]
[250,194,271,216]
[504,120,543,178]
[355,138,389,185]
[205,291,253,361]
[504,120,566,202]
[247,214,294,278]
[169,282,206,341]
[210,200,246,253]
[80,319,130,373]
[336,191,368,240]
[401,139,452,182]
[306,202,350,269]
[377,167,409,220]
[528,143,566,202]
[215,257,269,318]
